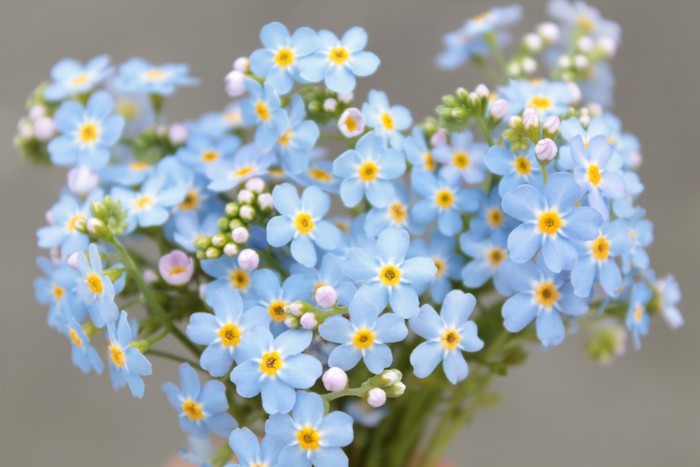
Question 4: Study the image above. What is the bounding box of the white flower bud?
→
[223,243,239,257]
[232,227,250,244]
[300,312,318,330]
[233,56,249,72]
[322,367,348,392]
[338,108,365,138]
[29,105,47,120]
[284,317,296,328]
[323,98,338,112]
[489,99,508,120]
[390,382,406,396]
[367,388,387,408]
[67,165,100,195]
[574,54,589,70]
[628,151,643,170]
[521,57,537,74]
[523,33,543,52]
[168,122,188,145]
[67,252,81,269]
[537,22,560,43]
[597,37,617,58]
[467,92,480,105]
[577,36,595,53]
[315,285,338,308]
[156,124,168,137]
[430,128,447,147]
[474,84,489,98]
[535,138,558,161]
[245,177,265,193]
[287,302,303,317]
[507,62,521,77]
[237,189,254,204]
[558,55,572,68]
[588,103,603,116]
[257,193,274,210]
[225,70,246,97]
[239,205,255,221]
[522,107,539,129]
[508,116,520,128]
[579,114,591,127]
[381,370,401,386]
[237,249,259,271]
[543,115,560,135]
[338,92,354,103]
[143,269,158,284]
[33,117,56,141]
[86,218,105,235]
[565,82,582,103]
[18,119,33,139]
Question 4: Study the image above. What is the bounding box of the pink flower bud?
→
[490,99,508,120]
[239,205,255,221]
[245,177,265,193]
[579,114,591,127]
[338,108,365,138]
[524,33,543,52]
[158,250,195,286]
[367,388,387,408]
[86,218,104,235]
[233,57,249,72]
[18,119,33,138]
[156,124,168,136]
[284,317,296,328]
[474,84,489,98]
[29,105,47,120]
[628,151,643,170]
[338,92,354,103]
[33,117,56,141]
[597,37,617,58]
[543,115,560,135]
[67,252,80,269]
[537,22,560,43]
[143,269,158,284]
[574,54,589,70]
[430,128,447,147]
[523,108,539,129]
[225,70,246,97]
[315,285,338,308]
[577,36,594,53]
[257,193,274,210]
[232,227,250,244]
[223,243,238,257]
[237,189,254,204]
[535,138,558,161]
[287,302,303,317]
[168,122,188,145]
[323,98,338,112]
[565,82,582,103]
[237,249,259,271]
[322,367,348,392]
[67,166,99,195]
[521,57,537,74]
[300,312,318,330]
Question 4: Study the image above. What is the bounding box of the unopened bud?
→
[574,54,589,70]
[245,177,265,193]
[33,117,56,141]
[535,138,558,161]
[579,113,591,127]
[542,115,560,136]
[489,99,508,120]
[233,56,249,72]
[223,243,238,257]
[597,37,617,58]
[537,22,559,43]
[315,285,338,309]
[29,105,47,120]
[86,218,106,236]
[322,367,348,392]
[521,57,537,74]
[367,388,387,408]
[239,205,255,221]
[338,92,354,103]
[507,62,521,76]
[67,252,80,269]
[168,122,188,145]
[287,302,303,317]
[205,247,222,259]
[67,165,99,195]
[385,382,406,397]
[430,128,447,147]
[381,369,402,386]
[225,70,246,97]
[237,189,254,204]
[522,108,539,129]
[300,312,318,330]
[231,227,250,244]
[577,36,594,53]
[257,193,274,210]
[474,84,489,98]
[143,269,158,284]
[323,98,338,112]
[237,249,259,271]
[523,33,543,52]
[212,233,228,248]
[225,203,240,217]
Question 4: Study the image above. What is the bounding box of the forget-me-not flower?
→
[58,300,104,374]
[76,244,119,327]
[485,145,542,196]
[44,55,112,101]
[625,282,651,350]
[112,174,186,232]
[206,143,274,192]
[433,130,487,184]
[241,79,289,149]
[276,95,320,174]
[227,427,284,467]
[106,310,153,398]
[362,90,412,148]
[116,58,198,95]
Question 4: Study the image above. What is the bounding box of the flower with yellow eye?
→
[362,90,412,148]
[625,283,652,350]
[333,131,406,208]
[112,174,186,233]
[502,172,602,273]
[187,288,269,377]
[44,54,112,101]
[241,79,289,149]
[500,261,588,346]
[230,329,322,415]
[408,233,465,304]
[206,143,274,192]
[319,298,407,374]
[404,127,436,173]
[37,190,103,255]
[76,244,118,328]
[267,183,341,267]
[469,189,513,243]
[228,427,284,467]
[460,233,510,293]
[175,132,240,173]
[300,26,379,93]
[58,300,104,375]
[411,168,480,236]
[500,79,576,118]
[365,184,421,237]
[343,227,437,318]
[34,257,87,331]
[106,310,152,398]
[250,269,313,329]
[48,91,124,170]
[274,95,320,175]
[116,57,198,96]
[249,22,318,94]
[162,363,237,437]
[433,130,487,185]
[485,145,542,196]
[409,290,484,384]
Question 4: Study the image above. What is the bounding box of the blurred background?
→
[1,0,698,465]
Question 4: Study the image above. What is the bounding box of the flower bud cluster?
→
[436,84,501,132]
[503,109,560,154]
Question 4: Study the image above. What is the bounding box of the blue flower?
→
[200,256,254,300]
[267,183,341,267]
[459,233,510,293]
[656,274,683,329]
[342,227,437,318]
[100,158,155,187]
[291,253,357,307]
[266,392,353,467]
[499,260,588,346]
[162,363,237,437]
[249,269,313,326]
[408,233,464,303]
[241,79,289,149]
[116,58,198,95]
[364,184,422,238]
[48,91,125,170]
[250,22,318,94]
[333,131,406,208]
[410,169,479,236]
[404,126,436,172]
[570,135,625,220]
[178,436,215,467]
[34,257,86,330]
[625,282,651,350]
[362,90,412,148]
[206,143,274,192]
[159,158,224,217]
[227,427,284,467]
[548,0,621,42]
[319,298,407,374]
[409,290,484,384]
[276,95,320,174]
[176,132,241,174]
[499,79,576,118]
[44,55,112,101]
[300,26,380,93]
[433,130,487,184]
[485,145,542,196]
[106,310,153,398]
[112,174,186,232]
[37,190,102,255]
[501,172,603,273]
[468,188,514,243]
[58,300,104,374]
[621,208,653,273]
[230,329,322,414]
[187,289,270,377]
[571,219,633,298]
[76,244,119,327]
[556,116,614,170]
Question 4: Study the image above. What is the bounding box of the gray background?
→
[1,0,698,465]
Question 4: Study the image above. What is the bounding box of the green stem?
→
[146,349,200,368]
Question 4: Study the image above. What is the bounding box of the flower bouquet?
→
[17,1,683,466]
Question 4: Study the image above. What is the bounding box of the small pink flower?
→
[158,250,194,286]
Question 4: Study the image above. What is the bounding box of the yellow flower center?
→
[453,151,470,169]
[130,161,150,171]
[308,167,333,182]
[134,195,154,210]
[295,213,314,234]
[514,156,532,175]
[230,270,250,290]
[329,47,350,65]
[577,15,595,32]
[529,96,552,110]
[109,344,125,367]
[381,113,395,131]
[441,329,462,350]
[179,189,199,211]
[200,150,220,163]
[78,122,100,144]
[145,69,167,81]
[169,266,187,276]
[268,300,287,322]
[423,153,435,171]
[52,285,65,302]
[297,426,321,450]
[259,351,283,376]
[434,258,446,277]
[634,304,644,323]
[487,208,504,228]
[538,211,563,235]
[219,323,241,347]
[588,164,602,186]
[535,282,559,308]
[487,247,507,267]
[389,202,407,223]
[358,161,379,182]
[182,399,204,420]
[274,48,294,67]
[353,329,375,349]
[70,73,90,86]
[278,130,292,147]
[343,115,358,133]
[591,236,610,261]
[87,273,103,294]
[379,265,401,286]
[435,189,455,208]
[67,214,85,232]
[234,166,255,178]
[255,101,270,121]
[69,329,83,348]
[472,11,491,23]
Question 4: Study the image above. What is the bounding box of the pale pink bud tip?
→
[225,70,246,97]
[367,388,387,408]
[245,177,265,193]
[315,285,338,309]
[33,117,56,141]
[237,249,259,271]
[543,115,560,134]
[159,250,195,286]
[232,227,250,244]
[67,165,100,195]
[300,312,318,330]
[490,99,508,120]
[430,128,448,147]
[168,123,188,145]
[143,269,158,284]
[287,302,303,317]
[323,367,349,392]
[535,138,558,161]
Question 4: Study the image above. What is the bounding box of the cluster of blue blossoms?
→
[20,2,682,466]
